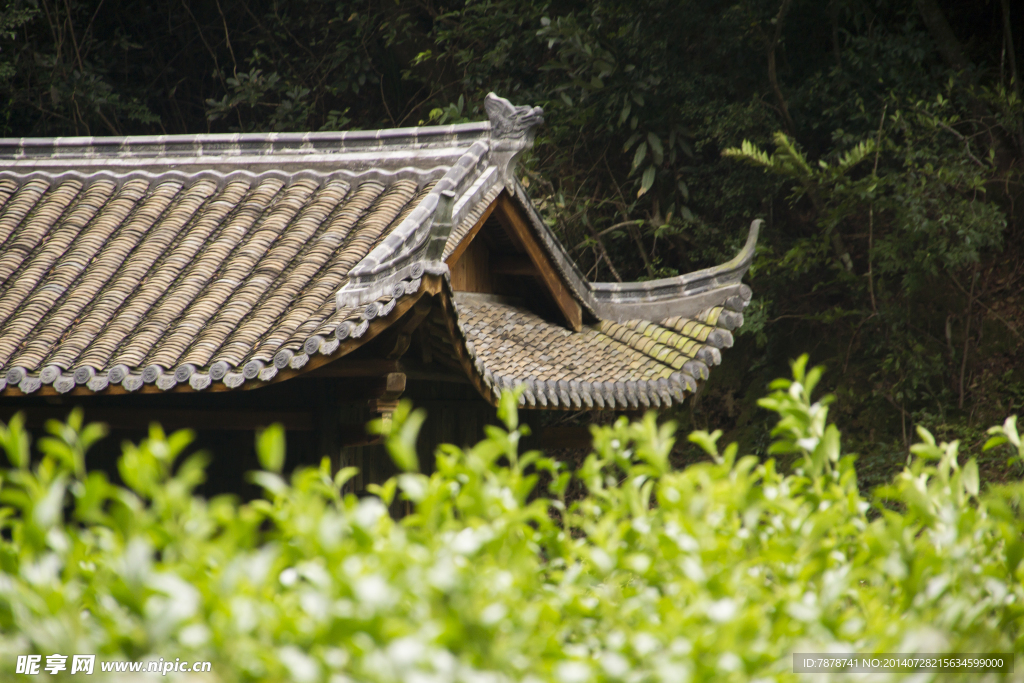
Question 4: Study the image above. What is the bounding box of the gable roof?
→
[0,94,758,408]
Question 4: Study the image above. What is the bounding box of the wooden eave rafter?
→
[434,282,502,407]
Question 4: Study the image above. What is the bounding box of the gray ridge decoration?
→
[483,93,544,190]
[336,92,544,308]
[505,178,762,323]
[0,124,494,172]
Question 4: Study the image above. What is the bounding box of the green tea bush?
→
[1,356,1022,681]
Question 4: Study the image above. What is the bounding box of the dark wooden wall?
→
[0,372,507,500]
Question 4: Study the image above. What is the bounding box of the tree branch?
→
[1000,0,1024,156]
[1001,0,1020,96]
[916,0,1018,168]
[213,0,238,80]
[595,220,643,237]
[765,0,796,134]
[959,266,978,410]
[583,215,623,283]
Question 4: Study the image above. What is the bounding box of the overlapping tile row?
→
[0,172,438,394]
[451,291,749,410]
[442,184,503,261]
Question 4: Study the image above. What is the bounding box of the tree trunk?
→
[916,0,973,77]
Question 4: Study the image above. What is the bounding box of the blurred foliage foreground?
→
[1,357,1023,682]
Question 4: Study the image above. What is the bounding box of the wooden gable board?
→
[446,190,583,332]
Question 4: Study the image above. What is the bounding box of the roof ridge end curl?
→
[500,180,763,323]
[587,219,762,320]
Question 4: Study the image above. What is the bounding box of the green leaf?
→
[962,458,979,496]
[618,100,631,126]
[248,470,288,497]
[722,139,772,167]
[811,424,841,471]
[256,424,286,473]
[497,388,521,431]
[33,476,67,529]
[397,473,428,502]
[1002,416,1020,447]
[334,466,358,490]
[383,401,425,473]
[637,165,655,197]
[366,478,397,505]
[0,412,29,469]
[983,435,1008,451]
[647,132,663,165]
[687,429,721,457]
[632,141,647,172]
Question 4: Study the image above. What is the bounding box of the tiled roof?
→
[0,174,437,394]
[0,93,757,407]
[0,95,522,395]
[448,290,748,410]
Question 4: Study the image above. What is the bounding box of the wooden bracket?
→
[367,399,401,414]
[366,371,407,430]
[385,296,434,359]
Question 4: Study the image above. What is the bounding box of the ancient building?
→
[0,94,758,492]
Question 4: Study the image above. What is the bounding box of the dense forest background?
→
[1,0,1021,487]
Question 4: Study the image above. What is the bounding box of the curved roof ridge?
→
[505,179,761,323]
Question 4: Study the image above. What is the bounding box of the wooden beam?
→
[298,357,468,383]
[0,408,314,431]
[445,197,499,267]
[384,295,434,359]
[302,359,401,378]
[402,368,470,384]
[435,292,500,407]
[337,429,382,448]
[493,193,583,331]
